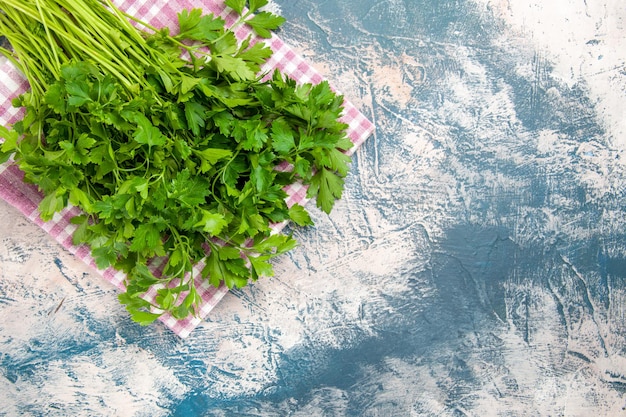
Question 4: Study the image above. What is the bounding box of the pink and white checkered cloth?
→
[0,0,374,338]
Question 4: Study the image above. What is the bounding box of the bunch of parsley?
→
[0,0,353,324]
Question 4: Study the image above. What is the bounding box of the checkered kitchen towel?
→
[0,0,374,338]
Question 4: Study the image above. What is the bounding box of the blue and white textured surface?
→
[1,0,626,415]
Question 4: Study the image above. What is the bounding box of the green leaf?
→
[211,110,234,135]
[93,196,115,219]
[294,156,312,179]
[224,268,249,288]
[224,0,246,14]
[276,235,298,254]
[58,141,82,164]
[167,246,185,268]
[60,61,95,81]
[178,9,201,35]
[165,104,186,131]
[128,309,162,326]
[179,74,202,95]
[184,101,207,136]
[155,289,176,311]
[66,83,92,107]
[119,291,149,309]
[318,147,352,176]
[38,190,66,221]
[251,164,274,193]
[240,120,268,151]
[130,263,160,287]
[223,255,248,276]
[202,249,226,287]
[270,119,295,154]
[70,215,90,245]
[124,195,138,218]
[133,116,167,147]
[212,32,239,55]
[222,156,247,188]
[237,41,273,72]
[76,134,97,152]
[0,125,18,163]
[194,210,228,235]
[201,244,251,288]
[307,167,345,214]
[92,244,119,269]
[134,177,150,200]
[0,150,11,166]
[216,245,242,260]
[43,83,67,114]
[122,220,136,240]
[174,139,193,160]
[194,147,233,173]
[246,12,286,38]
[286,103,312,122]
[169,169,211,206]
[171,304,192,320]
[193,147,233,164]
[129,223,162,252]
[288,203,313,226]
[182,286,203,313]
[253,233,297,254]
[177,9,225,42]
[211,55,256,81]
[310,80,336,107]
[156,67,174,93]
[248,254,274,278]
[248,0,269,13]
[68,187,93,212]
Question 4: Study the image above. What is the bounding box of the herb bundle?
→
[0,0,353,324]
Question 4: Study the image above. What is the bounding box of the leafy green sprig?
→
[0,0,352,324]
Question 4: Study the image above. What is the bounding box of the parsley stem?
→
[34,0,61,75]
[0,0,152,93]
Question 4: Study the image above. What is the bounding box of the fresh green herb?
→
[0,0,352,324]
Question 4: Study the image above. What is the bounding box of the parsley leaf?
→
[246,12,286,39]
[224,0,246,15]
[177,9,225,42]
[270,119,296,155]
[133,115,167,147]
[307,168,346,214]
[194,209,228,235]
[211,55,257,81]
[248,0,269,13]
[288,203,313,226]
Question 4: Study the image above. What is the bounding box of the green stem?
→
[34,0,61,74]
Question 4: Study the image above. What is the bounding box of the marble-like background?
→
[1,0,626,415]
